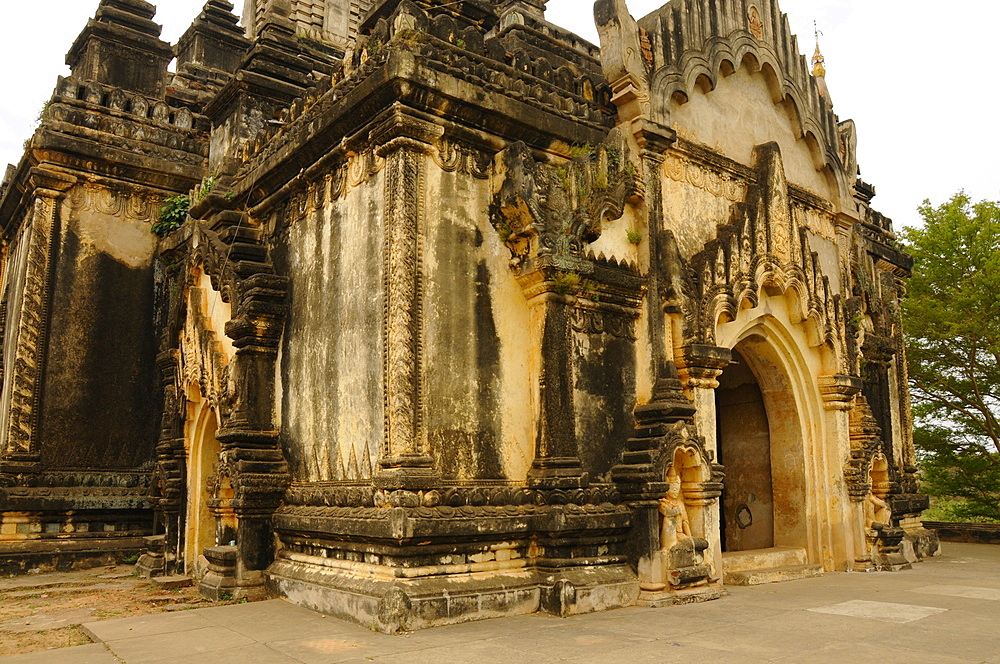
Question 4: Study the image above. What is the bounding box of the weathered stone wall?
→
[38,185,161,470]
[422,163,533,481]
[273,169,386,483]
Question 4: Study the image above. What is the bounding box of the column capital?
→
[819,374,862,411]
[371,105,445,157]
[675,345,731,390]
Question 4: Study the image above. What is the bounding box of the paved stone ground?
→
[3,542,999,664]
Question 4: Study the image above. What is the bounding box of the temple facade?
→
[0,0,938,632]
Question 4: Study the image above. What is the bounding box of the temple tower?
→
[242,0,374,50]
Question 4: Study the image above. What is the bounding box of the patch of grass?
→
[551,271,580,295]
[569,143,595,159]
[923,497,1000,524]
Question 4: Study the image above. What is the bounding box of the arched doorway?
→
[184,385,222,576]
[716,348,774,551]
[714,333,809,556]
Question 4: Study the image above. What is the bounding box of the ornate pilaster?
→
[0,169,75,477]
[490,132,641,490]
[372,107,443,490]
[676,344,731,459]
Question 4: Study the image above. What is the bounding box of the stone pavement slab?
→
[807,598,950,623]
[3,543,1000,664]
[0,643,118,663]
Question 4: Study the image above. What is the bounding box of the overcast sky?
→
[1,1,996,230]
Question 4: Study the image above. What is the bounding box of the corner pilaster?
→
[0,168,75,477]
[372,106,443,491]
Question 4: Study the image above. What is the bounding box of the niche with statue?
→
[637,445,723,602]
[864,454,911,571]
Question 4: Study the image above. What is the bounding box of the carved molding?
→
[845,396,889,502]
[819,373,862,411]
[662,153,747,203]
[680,143,843,356]
[1,171,74,464]
[285,482,623,510]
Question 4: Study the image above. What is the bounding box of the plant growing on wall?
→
[152,195,191,237]
[903,192,1000,522]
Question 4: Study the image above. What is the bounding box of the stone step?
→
[151,575,193,590]
[724,563,825,586]
[721,546,808,572]
[4,581,143,599]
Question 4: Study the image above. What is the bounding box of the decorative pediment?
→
[680,142,842,349]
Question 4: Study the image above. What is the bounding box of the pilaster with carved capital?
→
[372,106,443,490]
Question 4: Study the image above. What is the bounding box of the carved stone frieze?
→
[431,139,491,179]
[285,482,623,509]
[64,183,163,222]
[662,153,747,203]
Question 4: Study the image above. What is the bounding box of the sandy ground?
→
[0,566,227,657]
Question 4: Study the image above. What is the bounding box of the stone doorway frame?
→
[182,383,223,577]
[681,289,837,569]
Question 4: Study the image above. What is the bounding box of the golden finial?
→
[812,21,826,77]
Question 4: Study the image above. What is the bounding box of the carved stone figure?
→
[865,491,891,528]
[658,468,691,551]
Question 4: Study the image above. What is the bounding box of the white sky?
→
[1,1,997,230]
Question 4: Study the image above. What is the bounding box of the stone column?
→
[372,107,443,491]
[675,344,731,572]
[819,373,862,566]
[0,168,75,477]
[152,349,186,576]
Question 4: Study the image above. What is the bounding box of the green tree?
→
[902,193,1000,522]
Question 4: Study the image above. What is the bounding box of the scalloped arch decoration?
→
[641,1,848,195]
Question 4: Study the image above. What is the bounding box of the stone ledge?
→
[923,521,1000,545]
[267,558,638,633]
[724,564,824,586]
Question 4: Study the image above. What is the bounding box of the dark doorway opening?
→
[716,348,775,552]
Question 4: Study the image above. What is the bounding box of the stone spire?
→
[811,23,831,101]
[175,1,250,79]
[66,0,174,96]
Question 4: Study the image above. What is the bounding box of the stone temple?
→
[0,0,940,632]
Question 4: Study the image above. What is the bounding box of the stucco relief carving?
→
[432,139,490,179]
[179,285,232,417]
[679,142,842,352]
[2,182,69,460]
[571,306,637,340]
[491,128,639,275]
[65,183,162,223]
[747,5,764,40]
[658,467,691,551]
[662,154,747,203]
